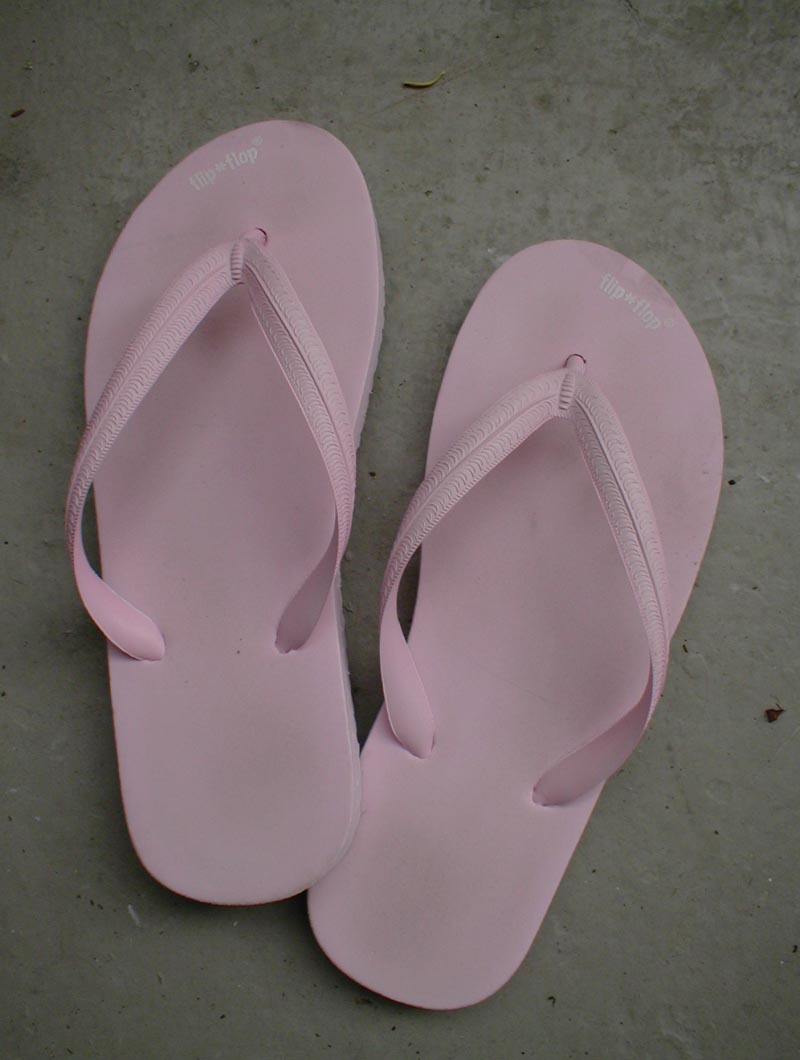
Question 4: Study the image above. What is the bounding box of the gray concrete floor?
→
[2,0,799,1057]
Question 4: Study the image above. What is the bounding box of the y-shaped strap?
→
[65,230,355,661]
[379,356,671,806]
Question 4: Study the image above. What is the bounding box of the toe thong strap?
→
[66,231,355,660]
[379,357,671,805]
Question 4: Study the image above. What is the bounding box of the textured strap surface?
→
[379,357,671,805]
[237,238,356,650]
[379,369,565,756]
[65,231,355,660]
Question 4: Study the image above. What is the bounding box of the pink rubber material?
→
[308,241,723,1008]
[377,359,672,801]
[70,122,382,903]
[66,232,359,661]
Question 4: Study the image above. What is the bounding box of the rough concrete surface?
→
[1,1,799,1057]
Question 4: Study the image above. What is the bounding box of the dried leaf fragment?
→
[403,71,445,90]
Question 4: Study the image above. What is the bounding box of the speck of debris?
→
[681,642,688,653]
[793,944,798,954]
[187,54,200,72]
[547,995,556,1006]
[368,471,376,478]
[765,705,784,723]
[10,108,25,118]
[727,479,736,485]
[403,70,445,90]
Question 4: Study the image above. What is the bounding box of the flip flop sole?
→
[86,122,383,903]
[308,240,722,1007]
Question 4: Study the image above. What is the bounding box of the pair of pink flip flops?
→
[66,122,723,1009]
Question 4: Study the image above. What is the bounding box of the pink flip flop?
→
[308,240,723,1008]
[65,122,383,903]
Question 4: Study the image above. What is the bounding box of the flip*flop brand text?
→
[189,145,260,191]
[599,274,673,330]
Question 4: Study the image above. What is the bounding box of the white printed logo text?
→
[599,274,672,330]
[189,144,260,191]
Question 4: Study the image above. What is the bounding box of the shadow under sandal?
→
[65,121,383,903]
[308,239,723,1008]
